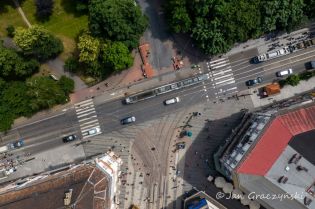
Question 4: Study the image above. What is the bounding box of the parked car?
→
[9,139,24,149]
[245,77,262,86]
[276,69,293,77]
[121,116,136,125]
[164,97,180,105]
[62,134,77,143]
[86,127,101,135]
[305,61,315,70]
[176,142,186,150]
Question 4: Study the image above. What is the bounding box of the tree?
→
[58,76,74,95]
[101,41,133,71]
[26,76,68,110]
[89,0,148,48]
[77,33,100,63]
[35,0,54,20]
[286,74,300,86]
[6,25,15,37]
[165,0,192,33]
[261,0,305,32]
[64,56,79,72]
[299,71,313,80]
[191,18,230,55]
[1,82,31,116]
[14,25,63,61]
[0,43,39,79]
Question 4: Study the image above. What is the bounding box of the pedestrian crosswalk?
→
[206,57,238,98]
[74,99,101,139]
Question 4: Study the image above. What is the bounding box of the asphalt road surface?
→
[5,46,315,162]
[2,46,315,209]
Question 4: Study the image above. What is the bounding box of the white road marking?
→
[215,78,234,85]
[213,73,234,81]
[209,57,226,64]
[76,110,96,118]
[78,115,97,122]
[212,69,232,76]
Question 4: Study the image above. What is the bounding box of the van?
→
[49,74,59,81]
[276,69,293,77]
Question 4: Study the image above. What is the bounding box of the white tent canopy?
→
[249,201,261,209]
[222,182,233,193]
[241,195,251,205]
[214,177,226,188]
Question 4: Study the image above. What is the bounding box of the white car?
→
[276,69,293,77]
[87,127,101,135]
[164,97,180,105]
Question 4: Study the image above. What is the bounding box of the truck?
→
[262,83,281,98]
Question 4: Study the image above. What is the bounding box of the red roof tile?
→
[237,105,315,176]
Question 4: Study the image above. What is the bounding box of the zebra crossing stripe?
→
[209,57,226,64]
[215,78,234,85]
[212,69,232,76]
[213,73,234,81]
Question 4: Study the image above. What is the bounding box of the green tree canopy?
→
[286,74,300,86]
[89,0,148,48]
[165,0,309,55]
[101,41,133,71]
[165,0,191,33]
[0,43,39,79]
[77,33,100,63]
[26,76,68,111]
[58,75,75,95]
[14,25,64,61]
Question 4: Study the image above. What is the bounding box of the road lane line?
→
[212,69,232,76]
[76,110,96,118]
[209,60,228,67]
[212,63,230,69]
[209,57,226,64]
[80,119,99,126]
[75,107,96,115]
[78,115,97,122]
[75,99,93,106]
[215,78,234,85]
[213,73,234,80]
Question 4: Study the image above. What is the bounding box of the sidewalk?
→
[70,65,199,104]
[249,77,315,108]
[226,22,315,56]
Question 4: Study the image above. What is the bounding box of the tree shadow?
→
[137,0,208,71]
[60,0,88,17]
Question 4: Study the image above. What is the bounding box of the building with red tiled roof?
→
[214,104,315,209]
[0,152,122,209]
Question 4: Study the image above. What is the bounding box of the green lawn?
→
[0,1,27,37]
[21,0,88,39]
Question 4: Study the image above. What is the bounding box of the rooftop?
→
[289,129,315,165]
[237,105,315,176]
[0,164,111,209]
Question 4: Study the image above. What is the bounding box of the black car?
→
[246,77,262,86]
[62,135,77,143]
[121,116,136,125]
